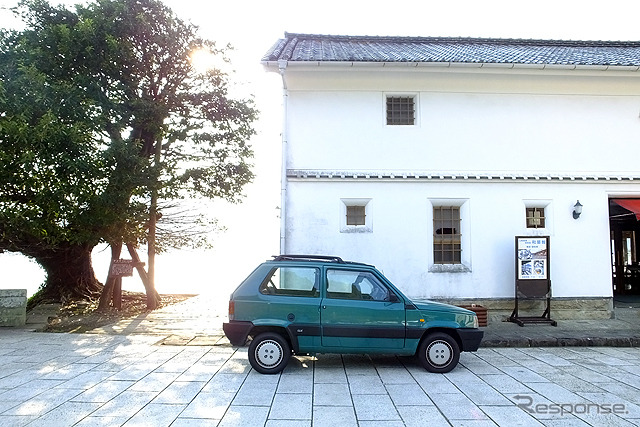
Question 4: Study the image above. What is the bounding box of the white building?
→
[262,34,640,319]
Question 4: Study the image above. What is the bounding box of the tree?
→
[0,0,257,304]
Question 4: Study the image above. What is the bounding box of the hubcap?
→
[426,340,453,367]
[255,339,283,369]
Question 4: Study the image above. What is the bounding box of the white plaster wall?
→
[287,90,640,173]
[278,64,640,300]
[284,67,640,174]
[284,180,628,299]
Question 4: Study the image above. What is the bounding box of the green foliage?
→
[0,0,258,264]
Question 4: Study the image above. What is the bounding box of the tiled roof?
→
[262,33,640,67]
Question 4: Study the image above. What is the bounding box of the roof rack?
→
[272,255,345,263]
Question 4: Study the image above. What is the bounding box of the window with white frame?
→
[523,200,552,231]
[429,199,471,273]
[386,95,416,125]
[341,199,372,233]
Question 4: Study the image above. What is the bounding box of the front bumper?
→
[457,328,484,351]
[223,321,253,346]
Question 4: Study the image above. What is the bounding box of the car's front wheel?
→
[417,332,460,373]
[248,332,291,374]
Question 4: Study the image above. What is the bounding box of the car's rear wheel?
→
[417,332,460,373]
[248,332,291,374]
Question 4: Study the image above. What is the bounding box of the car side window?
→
[259,267,319,297]
[326,269,394,301]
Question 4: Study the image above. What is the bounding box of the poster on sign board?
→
[517,237,548,280]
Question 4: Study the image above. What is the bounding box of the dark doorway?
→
[610,198,640,295]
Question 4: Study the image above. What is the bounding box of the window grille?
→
[433,206,461,264]
[386,96,415,125]
[526,207,545,228]
[346,205,366,226]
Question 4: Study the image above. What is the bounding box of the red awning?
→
[613,199,640,220]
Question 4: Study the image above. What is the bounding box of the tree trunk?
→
[35,244,102,303]
[127,243,161,310]
[98,242,122,311]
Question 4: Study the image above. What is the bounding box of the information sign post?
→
[509,236,557,326]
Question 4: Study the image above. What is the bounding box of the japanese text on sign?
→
[517,238,548,280]
[110,259,134,277]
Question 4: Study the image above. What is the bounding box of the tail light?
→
[228,300,235,320]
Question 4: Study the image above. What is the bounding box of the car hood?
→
[410,299,474,315]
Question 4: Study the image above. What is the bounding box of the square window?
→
[346,205,366,226]
[386,96,415,125]
[341,198,372,233]
[526,207,546,228]
[433,206,461,264]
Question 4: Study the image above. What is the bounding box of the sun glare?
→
[190,48,218,73]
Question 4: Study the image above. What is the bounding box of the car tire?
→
[248,332,291,374]
[417,332,460,373]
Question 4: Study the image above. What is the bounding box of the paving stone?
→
[358,421,405,427]
[265,420,311,427]
[277,373,313,394]
[397,405,450,426]
[122,403,186,427]
[269,393,312,420]
[232,375,278,406]
[0,378,65,402]
[0,414,40,426]
[477,373,535,394]
[169,418,220,426]
[89,390,158,419]
[24,401,102,427]
[152,380,206,404]
[128,371,181,392]
[201,373,247,394]
[313,367,347,384]
[180,391,235,419]
[429,392,489,421]
[376,367,415,384]
[2,387,83,417]
[312,405,357,427]
[347,374,386,395]
[313,382,351,406]
[70,380,136,403]
[218,405,269,427]
[352,394,401,421]
[74,415,132,426]
[501,366,551,383]
[410,369,460,395]
[385,383,433,406]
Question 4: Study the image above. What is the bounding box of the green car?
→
[223,255,484,374]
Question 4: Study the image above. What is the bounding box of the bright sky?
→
[1,0,639,297]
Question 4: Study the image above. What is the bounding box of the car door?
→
[320,268,406,349]
[258,265,322,350]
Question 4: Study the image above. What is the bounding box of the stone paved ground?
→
[1,294,640,426]
[1,329,640,426]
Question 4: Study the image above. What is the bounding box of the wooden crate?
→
[459,305,488,327]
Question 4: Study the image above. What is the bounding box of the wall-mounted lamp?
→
[573,200,583,219]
